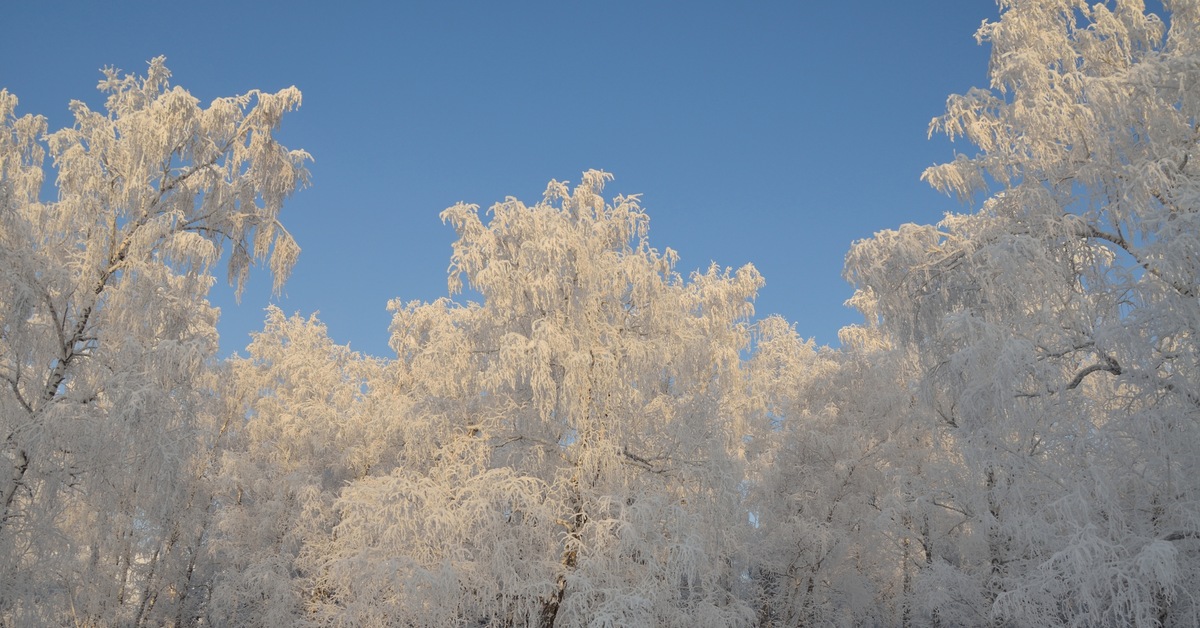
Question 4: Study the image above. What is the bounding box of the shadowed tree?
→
[845,1,1200,624]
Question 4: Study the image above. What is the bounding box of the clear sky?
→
[3,1,997,357]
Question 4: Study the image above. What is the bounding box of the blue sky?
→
[3,1,997,357]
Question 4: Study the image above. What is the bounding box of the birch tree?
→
[0,58,307,624]
[845,1,1200,624]
[745,317,973,627]
[310,172,761,627]
[207,308,387,626]
[743,318,886,626]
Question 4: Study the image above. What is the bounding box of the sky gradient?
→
[3,1,997,357]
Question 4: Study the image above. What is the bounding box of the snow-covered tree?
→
[207,307,387,626]
[743,318,885,626]
[745,317,975,627]
[0,58,307,624]
[309,171,762,627]
[845,1,1200,624]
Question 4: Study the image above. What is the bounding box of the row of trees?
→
[1,0,1198,625]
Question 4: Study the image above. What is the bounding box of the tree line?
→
[2,1,1198,625]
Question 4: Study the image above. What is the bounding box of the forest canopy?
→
[2,1,1199,626]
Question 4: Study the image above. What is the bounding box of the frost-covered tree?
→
[207,308,386,626]
[0,58,307,624]
[746,318,973,627]
[744,318,885,626]
[309,172,762,627]
[845,1,1200,624]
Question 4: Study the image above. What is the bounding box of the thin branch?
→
[2,371,32,414]
[1082,224,1196,298]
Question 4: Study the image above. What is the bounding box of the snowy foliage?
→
[207,308,384,626]
[309,172,762,627]
[0,58,307,624]
[5,2,1200,625]
[845,0,1200,624]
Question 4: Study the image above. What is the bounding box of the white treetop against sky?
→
[2,1,994,356]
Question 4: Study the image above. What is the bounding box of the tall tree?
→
[845,0,1200,624]
[0,58,307,624]
[309,172,762,627]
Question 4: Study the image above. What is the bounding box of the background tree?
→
[0,58,307,624]
[745,316,972,627]
[207,308,386,626]
[743,318,881,626]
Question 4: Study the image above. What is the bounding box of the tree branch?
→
[1081,224,1196,298]
[1065,355,1122,390]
